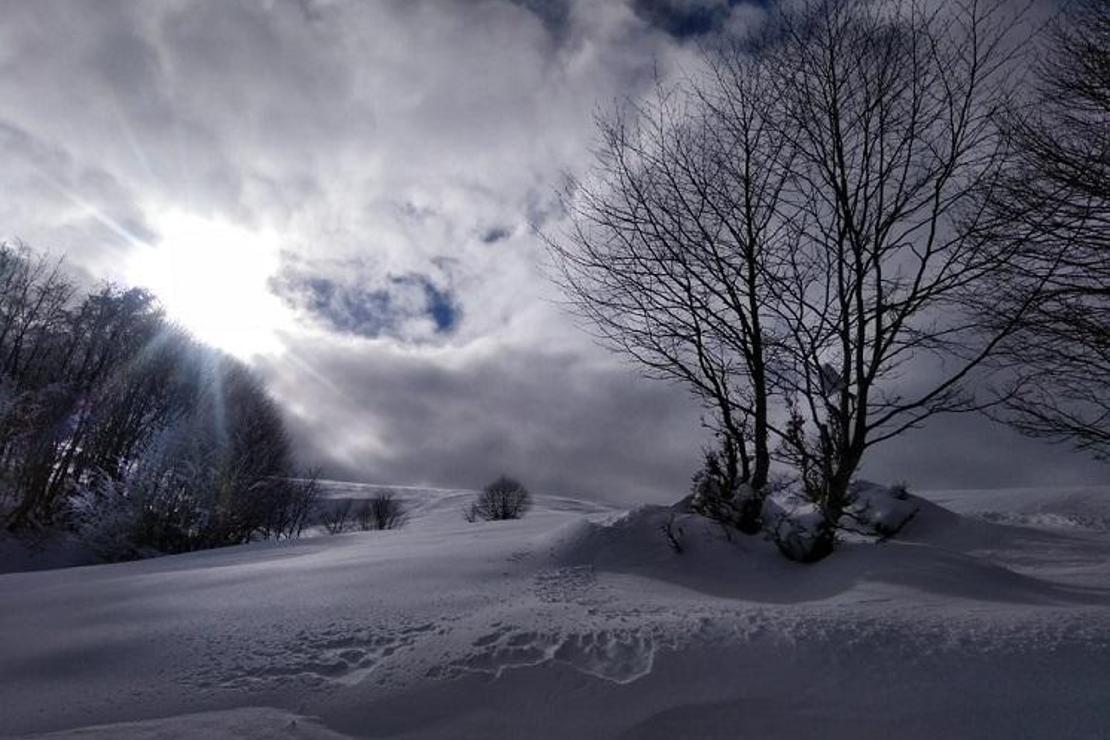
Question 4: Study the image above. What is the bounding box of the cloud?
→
[258,334,706,503]
[0,0,1102,500]
[860,413,1110,491]
[630,0,737,38]
[0,0,717,496]
[506,0,575,38]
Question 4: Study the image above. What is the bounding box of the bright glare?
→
[128,211,290,358]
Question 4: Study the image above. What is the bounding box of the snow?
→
[23,708,349,740]
[2,483,1110,738]
[0,529,97,574]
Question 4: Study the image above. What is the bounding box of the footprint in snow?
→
[447,625,662,685]
[531,565,599,604]
[187,618,439,691]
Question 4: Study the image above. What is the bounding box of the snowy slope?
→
[2,484,1110,739]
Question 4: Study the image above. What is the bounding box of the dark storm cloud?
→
[861,413,1110,491]
[631,0,736,38]
[258,337,708,504]
[507,0,757,40]
[480,226,513,244]
[505,0,574,38]
[261,327,1107,503]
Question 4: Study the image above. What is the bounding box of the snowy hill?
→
[2,484,1110,738]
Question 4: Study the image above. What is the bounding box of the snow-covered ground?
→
[3,483,1110,739]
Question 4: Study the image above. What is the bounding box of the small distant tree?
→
[258,472,321,541]
[322,499,354,535]
[465,476,531,522]
[72,473,145,563]
[356,490,408,531]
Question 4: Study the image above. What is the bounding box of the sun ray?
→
[36,170,149,251]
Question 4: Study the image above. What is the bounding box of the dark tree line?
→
[553,0,1105,561]
[0,242,317,559]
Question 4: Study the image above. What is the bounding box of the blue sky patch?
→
[273,269,460,340]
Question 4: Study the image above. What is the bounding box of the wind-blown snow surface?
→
[3,483,1110,739]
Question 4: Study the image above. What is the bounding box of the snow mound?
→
[844,481,924,535]
[537,492,1107,607]
[543,505,760,573]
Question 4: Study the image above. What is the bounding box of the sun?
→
[127,210,290,359]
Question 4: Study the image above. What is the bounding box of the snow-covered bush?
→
[689,443,765,535]
[72,475,146,563]
[841,481,920,539]
[117,360,319,552]
[356,491,408,531]
[760,487,835,563]
[768,510,836,563]
[465,476,531,522]
[759,479,920,562]
[0,245,316,553]
[66,399,321,560]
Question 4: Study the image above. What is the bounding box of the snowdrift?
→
[2,483,1109,739]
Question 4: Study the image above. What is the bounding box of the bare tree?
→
[553,0,1032,559]
[356,490,409,531]
[465,476,531,522]
[977,0,1110,458]
[0,242,320,556]
[322,499,354,535]
[758,0,1036,558]
[552,42,794,523]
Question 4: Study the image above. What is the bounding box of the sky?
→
[0,0,1104,503]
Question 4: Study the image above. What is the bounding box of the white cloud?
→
[0,0,718,499]
[1,0,1098,497]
